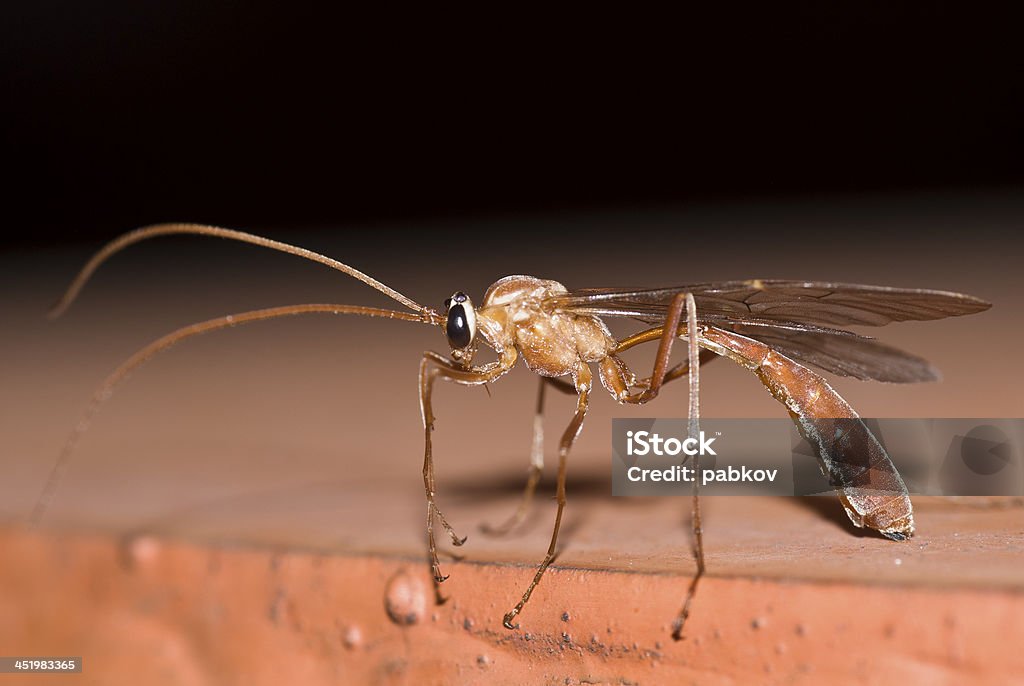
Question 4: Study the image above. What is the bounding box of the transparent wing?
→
[545,280,991,328]
[723,322,939,383]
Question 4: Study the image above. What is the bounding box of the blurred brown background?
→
[2,195,1021,535]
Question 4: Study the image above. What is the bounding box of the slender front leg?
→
[419,349,517,589]
[503,364,592,629]
[419,358,462,587]
[481,377,577,536]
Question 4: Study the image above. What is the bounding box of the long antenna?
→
[50,224,436,321]
[32,303,429,526]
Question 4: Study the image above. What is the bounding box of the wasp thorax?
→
[444,291,476,350]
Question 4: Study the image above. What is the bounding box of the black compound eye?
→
[444,291,476,349]
[446,304,472,348]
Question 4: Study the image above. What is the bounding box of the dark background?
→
[2,3,1022,248]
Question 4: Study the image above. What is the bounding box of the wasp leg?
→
[419,349,518,595]
[596,294,708,640]
[502,364,591,629]
[481,376,576,537]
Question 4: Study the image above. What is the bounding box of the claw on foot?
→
[671,617,685,641]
